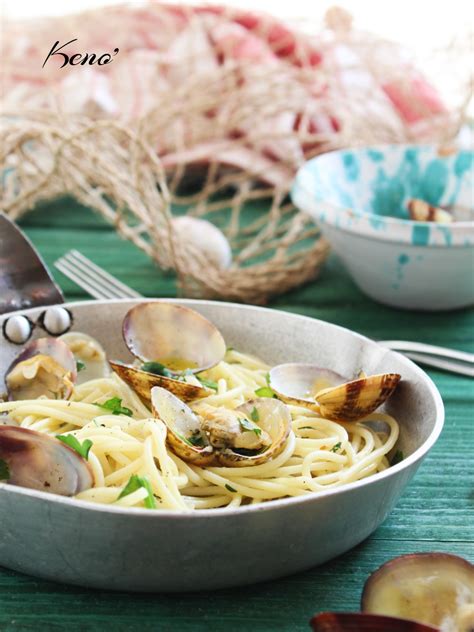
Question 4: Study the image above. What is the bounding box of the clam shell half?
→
[59,331,110,385]
[151,386,214,466]
[361,553,474,631]
[269,363,347,410]
[0,426,93,495]
[122,302,226,373]
[110,361,210,404]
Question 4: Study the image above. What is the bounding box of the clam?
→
[361,553,474,632]
[5,337,77,401]
[269,364,400,422]
[151,387,291,467]
[407,198,453,224]
[59,331,110,384]
[110,302,226,403]
[0,426,93,495]
[310,612,437,631]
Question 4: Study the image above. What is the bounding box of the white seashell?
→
[171,217,232,269]
[3,315,33,345]
[42,307,72,336]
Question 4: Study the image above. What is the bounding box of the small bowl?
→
[292,145,473,310]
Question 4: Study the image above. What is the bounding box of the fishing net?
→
[0,3,470,303]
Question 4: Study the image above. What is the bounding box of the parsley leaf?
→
[239,417,262,437]
[0,459,10,480]
[250,406,260,422]
[118,475,156,509]
[141,361,174,378]
[57,435,93,460]
[95,397,133,417]
[330,442,342,453]
[76,360,86,372]
[255,386,275,398]
[225,483,237,493]
[188,431,206,447]
[197,376,218,391]
[391,450,404,465]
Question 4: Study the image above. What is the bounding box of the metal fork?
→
[54,250,143,300]
[54,250,473,377]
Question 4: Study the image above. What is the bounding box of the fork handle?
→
[379,340,474,377]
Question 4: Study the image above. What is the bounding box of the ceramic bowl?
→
[292,145,473,311]
[0,299,444,592]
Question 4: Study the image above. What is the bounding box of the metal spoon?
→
[0,213,64,315]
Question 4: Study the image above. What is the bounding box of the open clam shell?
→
[216,398,291,467]
[0,426,93,495]
[122,302,226,373]
[59,331,110,385]
[361,553,474,631]
[5,337,77,401]
[151,387,291,468]
[269,364,400,422]
[151,386,214,466]
[110,361,210,404]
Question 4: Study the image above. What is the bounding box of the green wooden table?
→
[1,199,472,631]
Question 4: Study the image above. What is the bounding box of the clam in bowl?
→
[0,299,444,592]
[291,144,473,311]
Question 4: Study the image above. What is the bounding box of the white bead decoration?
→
[3,315,33,344]
[42,306,72,336]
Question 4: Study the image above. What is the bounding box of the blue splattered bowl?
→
[292,144,473,310]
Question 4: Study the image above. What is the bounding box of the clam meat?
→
[151,387,291,467]
[5,337,77,401]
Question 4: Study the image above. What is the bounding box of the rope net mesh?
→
[0,3,470,303]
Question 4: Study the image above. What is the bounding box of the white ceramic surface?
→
[291,145,474,311]
[0,299,444,592]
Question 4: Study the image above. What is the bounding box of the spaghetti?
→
[0,349,399,511]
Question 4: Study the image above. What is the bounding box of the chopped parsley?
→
[57,435,93,460]
[141,361,174,378]
[197,376,218,391]
[95,397,133,417]
[225,484,237,493]
[118,475,156,509]
[188,431,206,447]
[255,386,276,398]
[76,360,86,372]
[239,417,262,437]
[250,407,260,422]
[0,459,10,480]
[330,442,342,453]
[391,450,404,465]
[299,426,314,430]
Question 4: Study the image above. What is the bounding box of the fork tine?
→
[54,259,122,300]
[66,250,142,299]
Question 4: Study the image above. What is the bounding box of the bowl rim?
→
[292,143,474,244]
[0,298,445,518]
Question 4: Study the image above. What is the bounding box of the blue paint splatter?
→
[342,152,360,182]
[398,254,410,265]
[454,151,472,177]
[437,225,453,246]
[421,159,448,205]
[367,149,384,162]
[412,224,430,246]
